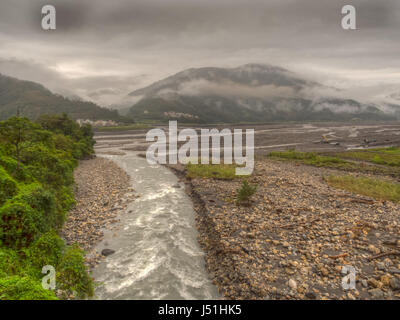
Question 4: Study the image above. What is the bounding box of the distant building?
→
[163,111,199,119]
[76,119,118,127]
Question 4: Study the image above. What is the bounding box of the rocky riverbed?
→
[61,157,135,269]
[172,160,400,300]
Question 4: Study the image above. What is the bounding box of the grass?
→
[268,149,400,177]
[269,150,348,167]
[326,175,400,202]
[186,163,240,180]
[335,147,400,167]
[94,124,150,132]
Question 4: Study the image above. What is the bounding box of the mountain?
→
[127,64,398,123]
[0,74,124,121]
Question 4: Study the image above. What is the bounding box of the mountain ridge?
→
[127,64,398,123]
[0,73,125,121]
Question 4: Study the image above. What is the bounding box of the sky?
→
[0,0,399,107]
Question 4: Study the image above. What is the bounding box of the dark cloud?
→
[0,0,399,106]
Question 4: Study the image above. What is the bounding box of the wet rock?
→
[101,249,116,256]
[305,292,317,299]
[172,184,181,188]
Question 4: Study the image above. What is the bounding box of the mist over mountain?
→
[127,64,399,123]
[0,74,125,121]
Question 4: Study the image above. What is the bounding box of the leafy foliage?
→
[0,276,58,300]
[57,245,94,299]
[0,114,94,299]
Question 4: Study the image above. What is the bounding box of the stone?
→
[389,278,400,290]
[288,279,297,290]
[376,262,386,271]
[368,278,383,289]
[361,280,368,288]
[101,248,116,256]
[368,245,380,255]
[369,288,384,299]
[380,275,391,286]
[305,292,316,299]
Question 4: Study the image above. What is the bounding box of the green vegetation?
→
[186,163,239,180]
[336,147,400,167]
[0,114,95,300]
[269,150,347,167]
[94,123,150,132]
[236,180,257,205]
[0,73,126,122]
[268,149,400,177]
[325,175,400,202]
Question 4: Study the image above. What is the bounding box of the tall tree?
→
[0,116,47,172]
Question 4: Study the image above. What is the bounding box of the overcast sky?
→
[0,0,399,107]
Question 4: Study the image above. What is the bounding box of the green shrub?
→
[26,232,64,271]
[236,180,257,205]
[21,144,76,188]
[0,201,42,248]
[0,166,18,206]
[0,248,22,277]
[18,183,65,232]
[57,245,94,299]
[0,114,95,299]
[0,275,58,300]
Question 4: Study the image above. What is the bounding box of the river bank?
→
[167,160,400,300]
[61,157,134,269]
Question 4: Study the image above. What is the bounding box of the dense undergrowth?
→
[0,113,95,300]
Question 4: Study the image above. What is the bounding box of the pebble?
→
[390,278,400,290]
[60,157,131,268]
[187,157,400,300]
[288,279,297,290]
[369,288,384,299]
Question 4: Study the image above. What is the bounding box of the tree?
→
[0,117,47,172]
[236,180,257,206]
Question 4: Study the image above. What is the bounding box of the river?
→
[91,137,219,300]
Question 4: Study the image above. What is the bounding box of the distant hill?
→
[127,64,398,123]
[0,74,124,121]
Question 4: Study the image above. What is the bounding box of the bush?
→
[22,183,67,232]
[0,166,18,206]
[57,245,94,299]
[236,180,257,205]
[26,232,65,271]
[21,144,76,188]
[0,114,95,300]
[0,201,42,248]
[0,275,58,300]
[0,248,22,277]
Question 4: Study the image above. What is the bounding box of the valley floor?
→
[61,157,134,269]
[180,159,400,300]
